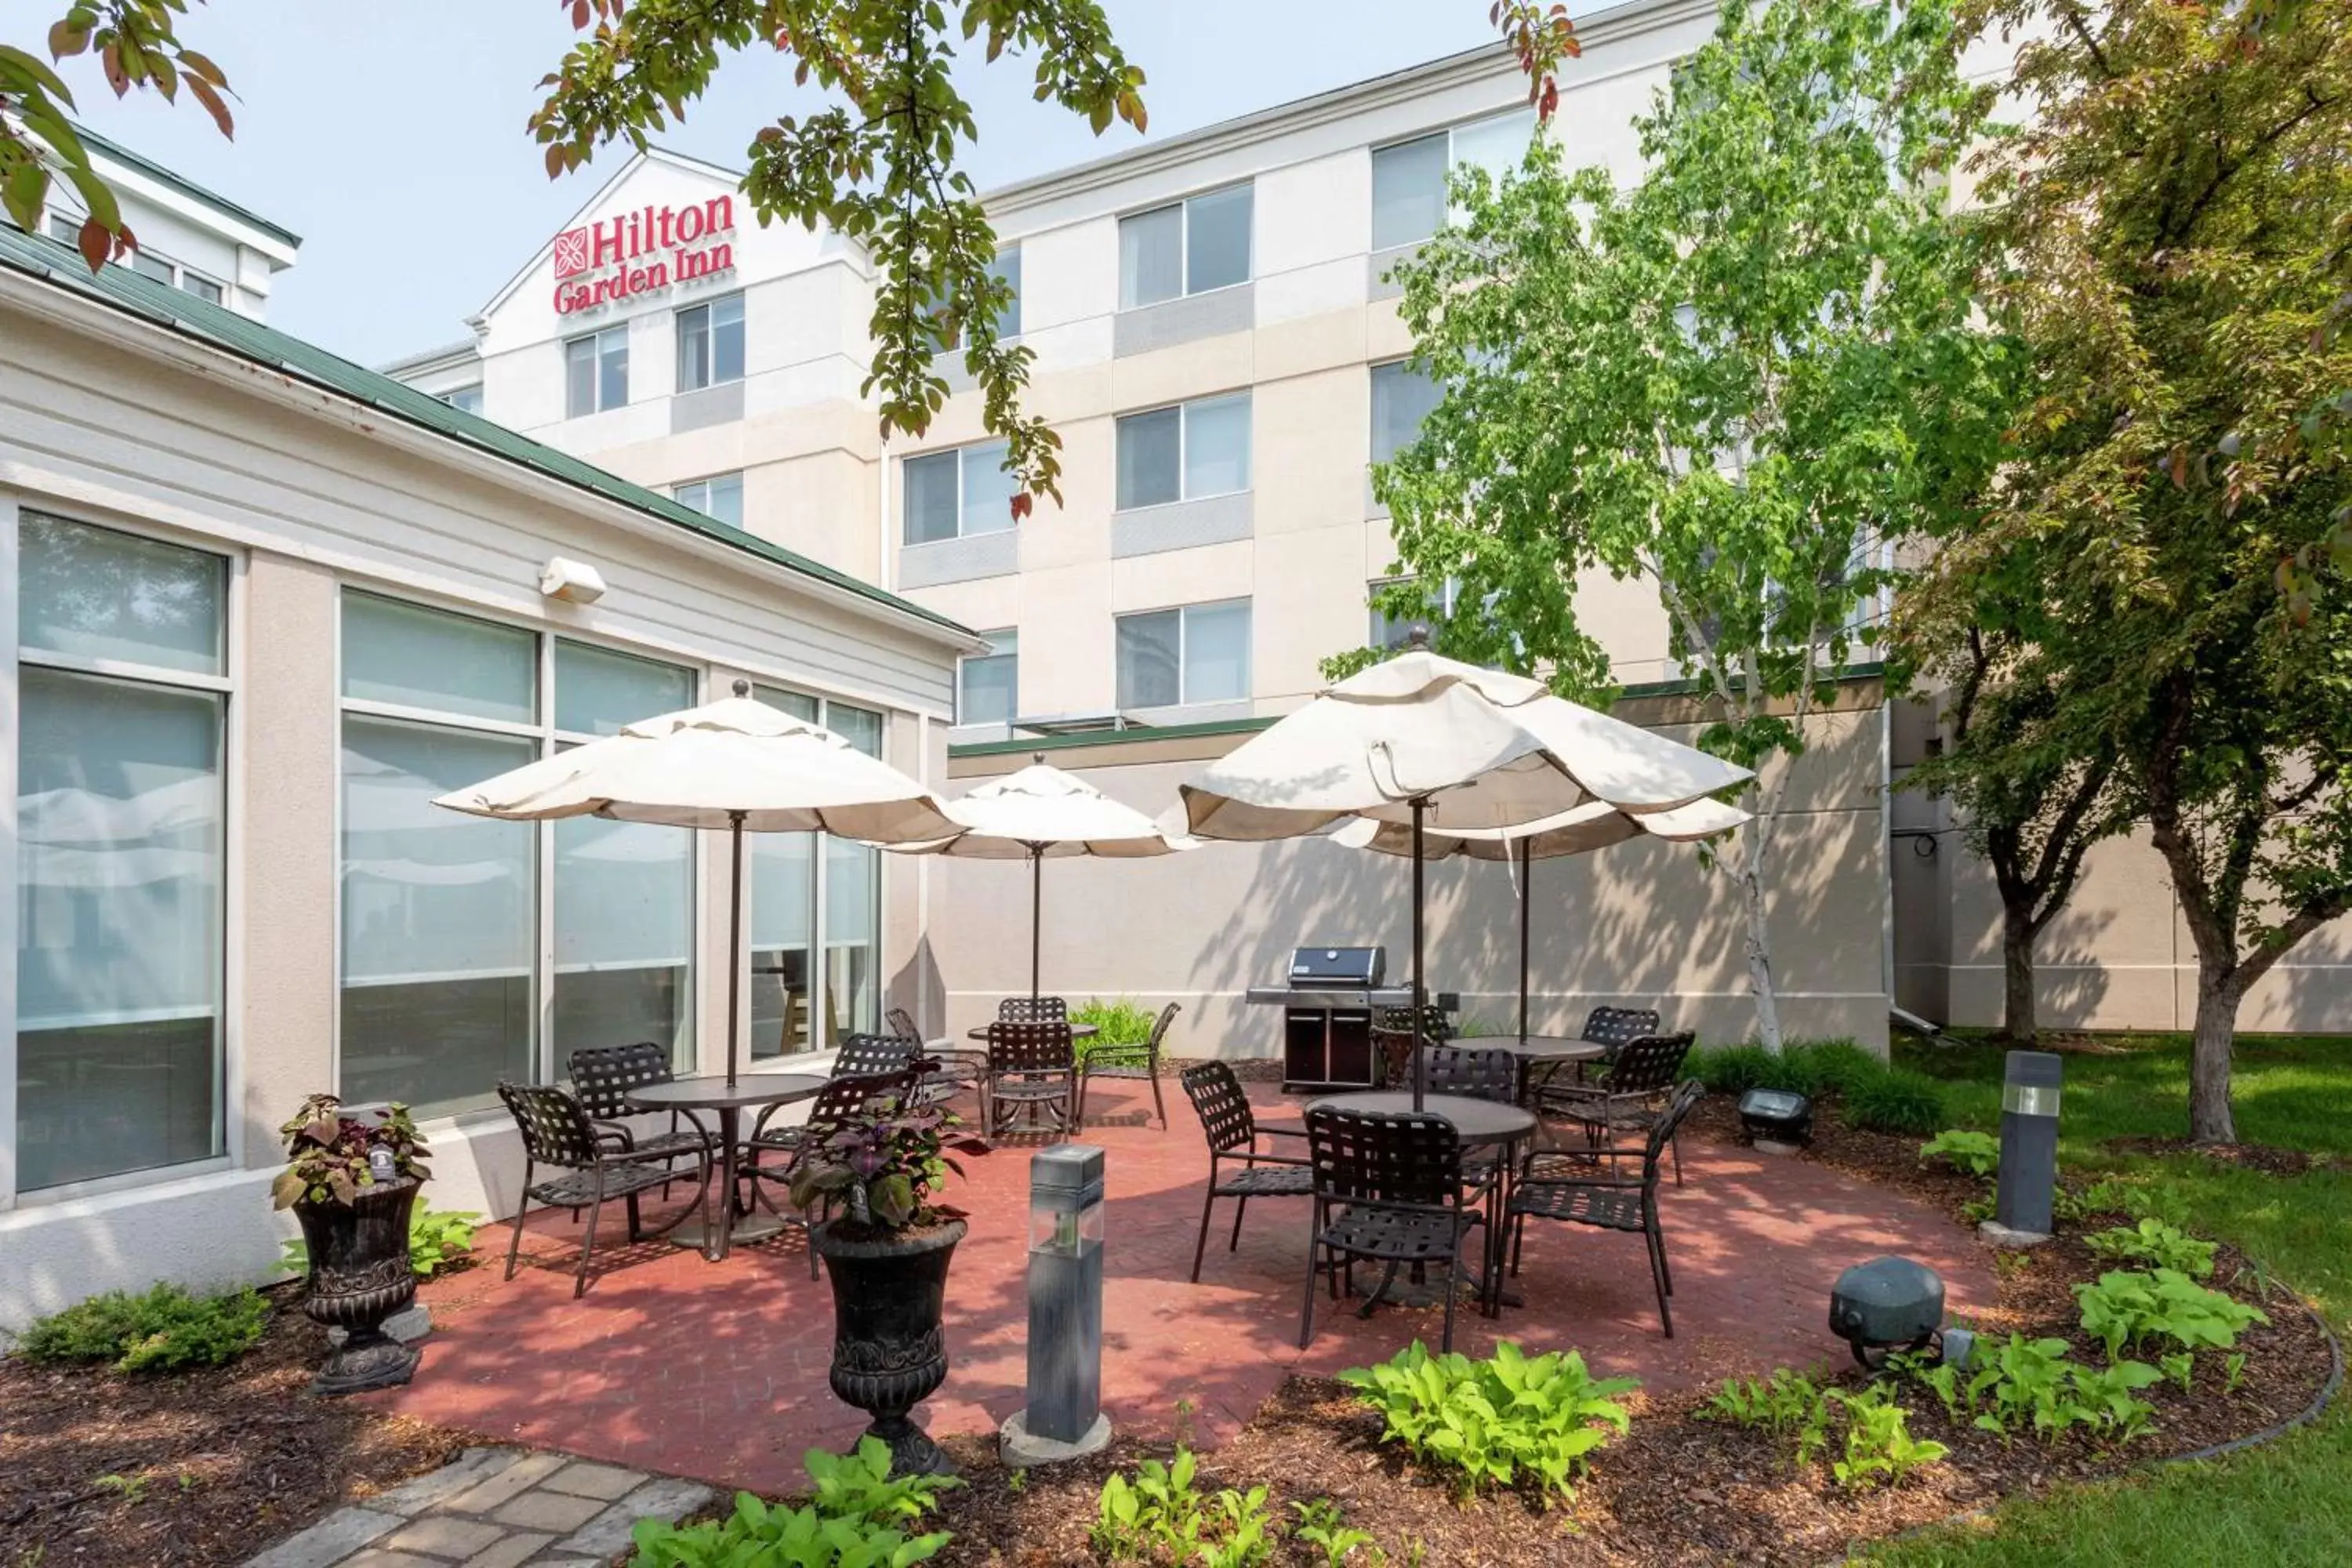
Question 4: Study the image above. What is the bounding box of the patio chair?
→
[567,1042,712,1197]
[1078,1001,1178,1129]
[998,995,1069,1024]
[1534,1031,1696,1184]
[742,1067,916,1278]
[1508,1080,1704,1337]
[1581,1005,1662,1056]
[498,1082,707,1298]
[980,1019,1078,1138]
[1371,1004,1452,1091]
[1178,1061,1312,1282]
[1300,1105,1488,1354]
[885,1005,924,1043]
[1423,1045,1519,1104]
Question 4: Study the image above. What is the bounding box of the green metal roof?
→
[0,224,974,641]
[72,122,303,248]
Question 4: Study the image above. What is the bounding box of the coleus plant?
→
[272,1094,430,1210]
[787,1102,989,1234]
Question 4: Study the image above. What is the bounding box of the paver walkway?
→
[368,1076,1991,1498]
[242,1446,710,1568]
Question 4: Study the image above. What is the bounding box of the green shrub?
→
[1687,1044,1782,1096]
[1701,1367,1834,1465]
[1919,1129,2001,1178]
[2085,1219,2220,1279]
[1288,1500,1377,1567]
[1843,1069,1947,1134]
[1962,1334,2161,1443]
[1775,1040,1886,1099]
[1072,996,1157,1062]
[1338,1340,1637,1504]
[2074,1269,2267,1361]
[15,1283,267,1373]
[1094,1448,1261,1564]
[280,1197,485,1280]
[628,1438,956,1566]
[1828,1385,1949,1491]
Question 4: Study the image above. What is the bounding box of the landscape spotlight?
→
[1737,1087,1813,1150]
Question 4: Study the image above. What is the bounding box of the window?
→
[958,630,1018,726]
[750,689,883,1055]
[1119,183,1253,308]
[179,272,223,306]
[1370,360,1443,463]
[673,472,744,528]
[439,385,485,416]
[1115,394,1250,510]
[45,211,78,244]
[1116,601,1250,709]
[676,293,746,393]
[1369,576,1462,648]
[337,594,699,1114]
[991,248,1022,340]
[903,441,1015,545]
[129,251,175,285]
[16,514,228,1192]
[564,327,628,417]
[1371,110,1534,251]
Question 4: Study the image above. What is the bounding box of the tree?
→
[1353,0,2013,1049]
[1954,0,2352,1142]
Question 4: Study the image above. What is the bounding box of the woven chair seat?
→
[1083,1051,1155,1079]
[1509,1177,1646,1232]
[524,1158,680,1211]
[745,1124,812,1156]
[605,1127,710,1161]
[1318,1203,1481,1266]
[1214,1163,1316,1199]
[991,1076,1070,1102]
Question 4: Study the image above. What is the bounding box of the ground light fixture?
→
[1829,1255,1947,1370]
[1736,1087,1813,1151]
[1991,1048,2063,1246]
[1001,1143,1112,1464]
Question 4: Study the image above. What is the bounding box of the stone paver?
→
[244,1508,401,1568]
[458,1532,553,1568]
[341,1552,438,1568]
[365,1449,519,1516]
[539,1461,648,1501]
[379,1513,506,1558]
[492,1490,606,1533]
[441,1451,569,1515]
[554,1479,716,1562]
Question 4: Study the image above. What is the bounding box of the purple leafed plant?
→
[272,1093,430,1210]
[787,1098,989,1235]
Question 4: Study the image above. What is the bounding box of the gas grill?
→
[1243,946,1460,1091]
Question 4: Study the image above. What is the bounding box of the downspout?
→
[1879,542,1938,1040]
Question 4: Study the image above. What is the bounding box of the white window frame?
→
[439,384,485,416]
[673,471,745,525]
[1114,393,1252,511]
[7,504,244,1210]
[1118,182,1254,308]
[1370,108,1534,253]
[674,292,746,394]
[1115,598,1252,709]
[564,326,629,417]
[956,630,1018,727]
[1369,575,1463,648]
[900,441,1014,545]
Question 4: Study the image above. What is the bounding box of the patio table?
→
[627,1073,824,1262]
[1307,1089,1537,1312]
[1475,1035,1610,1101]
[964,1023,1098,1041]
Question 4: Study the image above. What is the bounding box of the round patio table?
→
[1306,1090,1537,1312]
[964,1022,1098,1041]
[627,1073,824,1262]
[1473,1035,1610,1102]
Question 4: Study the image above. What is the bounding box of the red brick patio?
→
[375,1078,1990,1495]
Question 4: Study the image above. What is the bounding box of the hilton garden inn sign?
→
[551,194,737,315]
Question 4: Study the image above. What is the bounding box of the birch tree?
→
[1354,0,2014,1049]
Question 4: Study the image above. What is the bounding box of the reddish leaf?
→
[188,74,234,139]
[1008,489,1033,521]
[75,214,109,272]
[47,18,89,57]
[544,142,567,179]
[2169,445,2190,488]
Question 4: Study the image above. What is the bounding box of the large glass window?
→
[903,441,1015,545]
[673,472,745,528]
[1115,394,1251,510]
[1119,182,1253,308]
[991,248,1022,340]
[676,294,746,393]
[1370,359,1443,463]
[440,385,485,417]
[1116,600,1250,709]
[1370,110,1535,252]
[959,630,1018,727]
[564,327,629,417]
[16,515,227,1192]
[750,688,883,1056]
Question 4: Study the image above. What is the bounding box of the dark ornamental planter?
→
[295,1177,421,1396]
[813,1218,967,1476]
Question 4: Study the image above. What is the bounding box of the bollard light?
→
[1000,1144,1112,1464]
[1991,1050,2062,1243]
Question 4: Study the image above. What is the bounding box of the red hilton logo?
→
[552,195,736,313]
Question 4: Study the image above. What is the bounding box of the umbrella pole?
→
[1519,837,1531,1043]
[1412,797,1428,1114]
[1030,844,1044,1000]
[725,810,746,1087]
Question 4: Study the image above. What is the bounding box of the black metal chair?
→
[499,1082,706,1298]
[742,1067,915,1277]
[1300,1105,1488,1354]
[1079,1001,1178,1129]
[1424,1045,1519,1104]
[1533,1030,1696,1183]
[1178,1061,1312,1282]
[1581,1006,1662,1057]
[567,1042,712,1197]
[981,1019,1077,1137]
[1509,1080,1704,1337]
[885,1004,923,1043]
[1371,1004,1453,1091]
[998,996,1069,1024]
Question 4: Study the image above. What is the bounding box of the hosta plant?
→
[272,1094,428,1209]
[1828,1385,1949,1491]
[1918,1129,2000,1178]
[1091,1450,1204,1563]
[1702,1367,1834,1466]
[1963,1334,2161,1444]
[1339,1341,1637,1504]
[629,1439,955,1566]
[2074,1269,2267,1362]
[2084,1219,2219,1279]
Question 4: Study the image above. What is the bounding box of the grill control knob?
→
[1325,949,1339,959]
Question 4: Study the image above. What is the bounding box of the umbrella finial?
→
[1404,623,1433,651]
[1033,751,1047,764]
[732,677,751,698]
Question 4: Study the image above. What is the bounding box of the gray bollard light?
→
[1000,1143,1112,1465]
[1988,1050,2062,1245]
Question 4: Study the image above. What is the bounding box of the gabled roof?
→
[474,146,750,323]
[0,223,975,643]
[72,120,303,250]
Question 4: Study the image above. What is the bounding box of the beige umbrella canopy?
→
[436,683,962,1084]
[1332,797,1750,1039]
[885,758,1196,998]
[1183,636,1754,1107]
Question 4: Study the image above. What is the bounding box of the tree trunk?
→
[1739,825,1785,1052]
[2187,978,2241,1146]
[2000,907,2038,1047]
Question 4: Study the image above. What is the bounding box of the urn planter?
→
[294,1176,422,1396]
[812,1218,967,1475]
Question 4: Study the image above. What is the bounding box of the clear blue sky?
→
[55,1,1506,366]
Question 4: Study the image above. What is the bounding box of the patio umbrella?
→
[434,681,961,1085]
[1181,633,1751,1108]
[1331,795,1749,1040]
[882,757,1196,998]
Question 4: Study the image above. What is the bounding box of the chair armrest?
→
[1230,1150,1313,1169]
[1254,1123,1310,1141]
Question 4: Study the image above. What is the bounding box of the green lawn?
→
[1861,1031,2352,1566]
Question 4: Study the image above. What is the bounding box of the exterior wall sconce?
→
[539,556,607,604]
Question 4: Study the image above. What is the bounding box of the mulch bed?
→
[2103,1135,2348,1176]
[916,1106,2336,1567]
[0,1281,477,1568]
